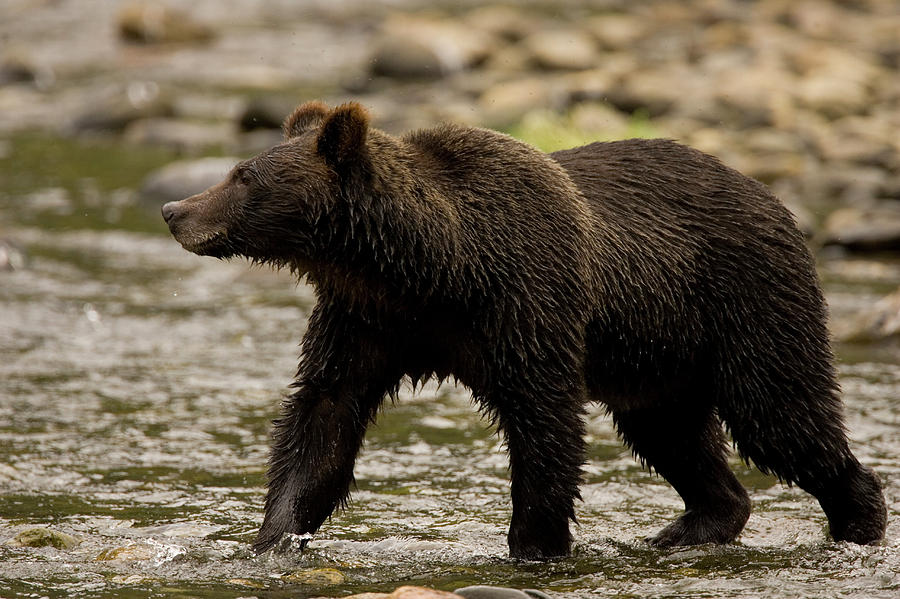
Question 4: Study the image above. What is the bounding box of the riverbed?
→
[0,131,898,598]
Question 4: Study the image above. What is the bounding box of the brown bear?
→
[162,101,887,559]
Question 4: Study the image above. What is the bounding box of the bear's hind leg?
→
[721,380,887,545]
[612,404,751,547]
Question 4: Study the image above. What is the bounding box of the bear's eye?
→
[234,166,254,186]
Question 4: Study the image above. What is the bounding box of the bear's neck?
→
[309,169,465,314]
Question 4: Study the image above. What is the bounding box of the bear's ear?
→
[316,102,370,170]
[283,100,330,140]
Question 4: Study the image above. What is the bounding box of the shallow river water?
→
[0,135,898,598]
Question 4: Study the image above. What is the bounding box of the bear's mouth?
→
[182,230,229,256]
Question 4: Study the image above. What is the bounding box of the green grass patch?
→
[508,105,659,153]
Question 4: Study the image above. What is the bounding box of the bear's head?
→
[161,101,371,270]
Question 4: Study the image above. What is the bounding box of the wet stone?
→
[284,568,345,585]
[7,527,81,550]
[96,543,157,561]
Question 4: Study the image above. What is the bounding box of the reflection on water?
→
[0,138,898,598]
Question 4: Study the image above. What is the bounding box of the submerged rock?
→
[8,527,80,549]
[96,543,157,561]
[284,568,345,585]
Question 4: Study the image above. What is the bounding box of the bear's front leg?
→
[253,304,399,553]
[495,384,588,560]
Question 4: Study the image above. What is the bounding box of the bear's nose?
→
[161,201,178,224]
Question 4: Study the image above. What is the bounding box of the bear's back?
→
[553,139,826,390]
[400,124,598,304]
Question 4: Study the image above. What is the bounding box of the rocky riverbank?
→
[3,1,898,246]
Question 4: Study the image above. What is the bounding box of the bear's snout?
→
[161,201,178,224]
[162,191,231,257]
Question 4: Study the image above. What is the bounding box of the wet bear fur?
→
[162,101,887,559]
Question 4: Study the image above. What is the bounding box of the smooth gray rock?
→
[139,156,240,207]
[68,90,173,133]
